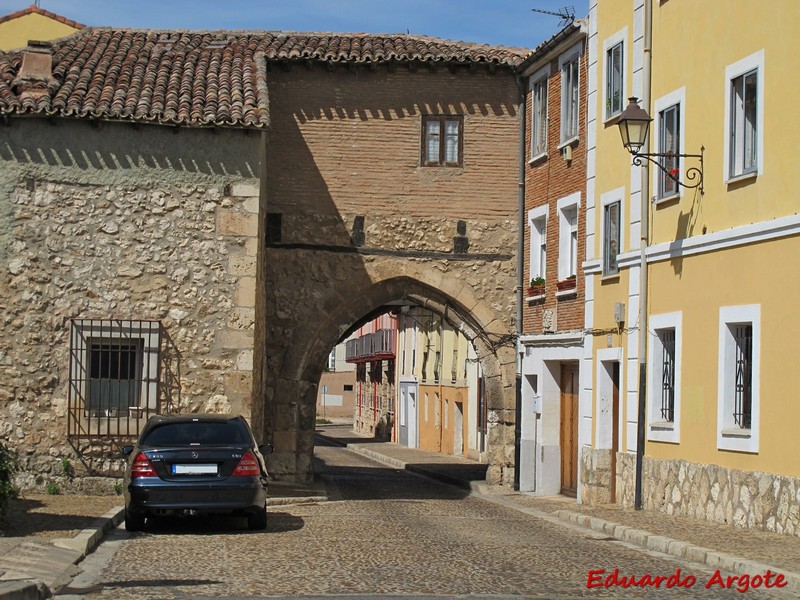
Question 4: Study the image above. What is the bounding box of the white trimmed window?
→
[557,193,580,281]
[530,67,549,159]
[647,312,681,444]
[602,201,621,276]
[652,87,685,201]
[724,50,764,181]
[528,206,548,283]
[559,43,582,144]
[605,43,623,119]
[717,305,760,453]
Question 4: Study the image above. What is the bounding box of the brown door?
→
[560,364,580,496]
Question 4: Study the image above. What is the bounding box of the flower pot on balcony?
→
[556,278,577,292]
[528,285,545,296]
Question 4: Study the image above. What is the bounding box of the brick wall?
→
[522,47,588,336]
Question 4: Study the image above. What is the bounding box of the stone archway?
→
[254,260,517,485]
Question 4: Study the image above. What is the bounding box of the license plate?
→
[172,464,218,475]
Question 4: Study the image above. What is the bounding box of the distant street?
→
[57,438,787,599]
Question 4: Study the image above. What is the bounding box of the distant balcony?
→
[345,328,396,363]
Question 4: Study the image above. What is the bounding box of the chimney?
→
[12,40,57,101]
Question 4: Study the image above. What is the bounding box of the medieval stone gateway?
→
[0,29,524,488]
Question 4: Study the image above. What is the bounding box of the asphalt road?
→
[56,437,788,599]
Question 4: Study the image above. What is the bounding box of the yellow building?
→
[583,0,800,536]
[0,5,83,52]
[395,307,483,459]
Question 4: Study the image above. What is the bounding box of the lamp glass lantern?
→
[617,97,652,154]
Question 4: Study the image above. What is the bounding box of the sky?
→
[2,0,590,50]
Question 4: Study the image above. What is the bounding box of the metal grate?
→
[68,319,164,441]
[660,330,675,422]
[733,325,753,428]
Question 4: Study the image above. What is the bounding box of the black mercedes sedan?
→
[122,414,271,532]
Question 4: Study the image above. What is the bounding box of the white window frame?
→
[559,42,582,145]
[557,192,580,281]
[723,50,764,182]
[647,312,682,444]
[528,205,548,283]
[652,87,686,201]
[717,305,760,453]
[529,66,549,160]
[600,187,624,277]
[602,27,627,122]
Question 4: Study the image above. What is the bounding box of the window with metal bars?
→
[659,330,676,422]
[733,324,753,428]
[68,319,163,441]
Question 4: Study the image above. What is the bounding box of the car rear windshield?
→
[141,421,252,447]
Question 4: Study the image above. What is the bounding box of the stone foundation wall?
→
[582,449,800,538]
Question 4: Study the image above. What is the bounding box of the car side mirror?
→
[258,443,273,455]
[122,445,134,456]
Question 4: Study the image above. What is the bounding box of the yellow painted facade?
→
[0,11,81,52]
[397,307,473,457]
[588,0,800,505]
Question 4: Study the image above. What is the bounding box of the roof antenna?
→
[530,5,576,28]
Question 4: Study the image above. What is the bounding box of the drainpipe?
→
[634,0,653,511]
[514,73,526,491]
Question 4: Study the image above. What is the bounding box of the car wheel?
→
[125,506,146,532]
[247,503,267,530]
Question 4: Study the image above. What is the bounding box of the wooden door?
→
[560,364,580,496]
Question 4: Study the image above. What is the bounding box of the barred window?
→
[68,319,163,441]
[733,325,753,429]
[659,330,676,422]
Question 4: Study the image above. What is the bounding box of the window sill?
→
[526,293,545,302]
[556,287,577,299]
[721,427,751,439]
[603,112,621,126]
[558,137,579,151]
[653,192,681,206]
[601,272,620,282]
[725,171,757,185]
[650,421,675,432]
[529,152,548,165]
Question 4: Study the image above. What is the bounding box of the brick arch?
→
[259,267,518,485]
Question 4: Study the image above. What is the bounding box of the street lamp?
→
[617,97,704,195]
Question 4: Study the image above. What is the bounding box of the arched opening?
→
[254,274,517,485]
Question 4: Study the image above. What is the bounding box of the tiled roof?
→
[0,28,526,129]
[0,4,85,29]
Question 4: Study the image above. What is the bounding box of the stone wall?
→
[581,449,800,538]
[0,119,261,490]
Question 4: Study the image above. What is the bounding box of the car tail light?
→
[232,451,260,476]
[131,452,157,477]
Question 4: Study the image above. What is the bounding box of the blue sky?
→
[3,0,589,49]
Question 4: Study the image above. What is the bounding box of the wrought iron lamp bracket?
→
[629,146,705,195]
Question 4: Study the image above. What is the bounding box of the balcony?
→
[345,328,396,362]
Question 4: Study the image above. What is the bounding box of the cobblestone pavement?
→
[56,439,793,599]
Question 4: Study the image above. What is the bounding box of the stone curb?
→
[0,506,124,600]
[553,509,800,592]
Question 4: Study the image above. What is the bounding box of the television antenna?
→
[530,6,576,27]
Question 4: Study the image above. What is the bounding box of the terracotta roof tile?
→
[0,28,526,129]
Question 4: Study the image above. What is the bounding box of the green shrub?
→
[113,481,123,496]
[0,444,20,517]
[46,481,60,496]
[60,456,72,476]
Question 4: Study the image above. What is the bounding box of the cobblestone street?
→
[56,439,792,599]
